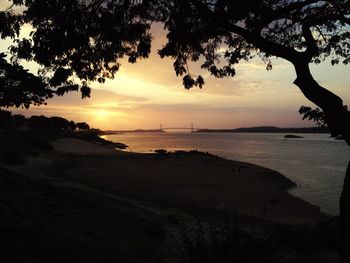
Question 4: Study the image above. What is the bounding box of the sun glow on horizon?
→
[88,108,120,129]
[92,109,111,119]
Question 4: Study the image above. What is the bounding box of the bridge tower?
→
[191,122,194,133]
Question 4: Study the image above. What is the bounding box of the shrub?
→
[0,148,24,164]
[155,149,167,154]
[25,133,53,151]
[170,216,273,263]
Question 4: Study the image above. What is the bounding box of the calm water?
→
[104,132,350,215]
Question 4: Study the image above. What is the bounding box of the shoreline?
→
[0,136,337,262]
[36,138,331,224]
[1,135,329,225]
[104,131,345,216]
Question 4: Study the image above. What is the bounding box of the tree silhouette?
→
[159,0,350,142]
[0,109,12,129]
[1,0,350,261]
[0,0,164,107]
[299,106,328,131]
[48,116,71,131]
[28,115,50,131]
[27,115,77,132]
[158,1,350,261]
[0,53,52,108]
[76,122,90,130]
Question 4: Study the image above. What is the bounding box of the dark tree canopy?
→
[0,108,88,132]
[1,0,349,138]
[158,0,350,145]
[0,53,51,108]
[0,0,167,108]
[160,0,350,83]
[1,1,349,130]
[1,1,349,137]
[76,121,90,130]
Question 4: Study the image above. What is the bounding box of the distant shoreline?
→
[196,126,326,133]
[102,126,327,134]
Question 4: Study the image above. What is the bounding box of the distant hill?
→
[196,126,326,133]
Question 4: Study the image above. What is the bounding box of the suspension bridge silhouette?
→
[160,123,200,132]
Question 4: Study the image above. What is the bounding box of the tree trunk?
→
[340,161,350,263]
[293,62,350,144]
[292,61,350,263]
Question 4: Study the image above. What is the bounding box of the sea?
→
[103,132,350,216]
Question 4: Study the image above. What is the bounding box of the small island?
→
[284,134,304,139]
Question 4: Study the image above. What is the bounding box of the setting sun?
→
[92,109,111,118]
[88,108,115,129]
[85,106,131,130]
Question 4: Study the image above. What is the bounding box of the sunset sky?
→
[1,1,350,130]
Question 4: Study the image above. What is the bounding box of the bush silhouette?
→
[170,216,273,263]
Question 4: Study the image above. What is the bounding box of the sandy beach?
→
[48,138,327,225]
[0,137,336,262]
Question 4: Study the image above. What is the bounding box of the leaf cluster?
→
[299,105,328,130]
[1,0,349,107]
[159,0,350,85]
[0,52,52,108]
[1,0,167,107]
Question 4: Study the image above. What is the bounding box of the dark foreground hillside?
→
[0,166,171,263]
[0,134,341,263]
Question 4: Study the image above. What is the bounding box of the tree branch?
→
[293,61,350,144]
[4,3,15,12]
[226,23,299,63]
[82,0,105,11]
[191,0,309,63]
[253,0,319,31]
[314,25,328,44]
[302,24,318,62]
